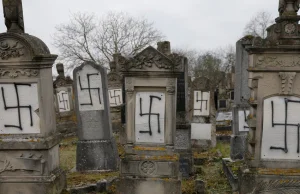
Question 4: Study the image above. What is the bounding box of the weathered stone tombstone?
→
[0,1,66,193]
[239,1,300,192]
[73,61,118,171]
[107,58,123,133]
[116,43,182,194]
[190,77,216,150]
[230,36,253,160]
[53,63,77,134]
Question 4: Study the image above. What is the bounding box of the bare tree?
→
[53,12,164,69]
[243,11,273,39]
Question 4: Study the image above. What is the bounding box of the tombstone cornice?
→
[118,46,185,73]
[0,32,57,67]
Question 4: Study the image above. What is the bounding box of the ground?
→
[60,136,232,193]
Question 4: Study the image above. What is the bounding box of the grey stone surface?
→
[73,61,118,172]
[230,134,247,160]
[230,36,252,161]
[76,139,118,171]
[117,178,181,194]
[0,1,65,193]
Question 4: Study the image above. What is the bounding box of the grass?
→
[192,142,232,194]
[60,136,232,193]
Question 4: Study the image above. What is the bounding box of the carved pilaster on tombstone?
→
[118,42,181,194]
[0,1,66,193]
[279,72,296,94]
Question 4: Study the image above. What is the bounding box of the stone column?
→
[0,1,65,193]
[107,61,123,133]
[73,61,118,171]
[230,37,252,160]
[53,63,77,135]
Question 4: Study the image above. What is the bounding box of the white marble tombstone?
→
[261,96,300,160]
[193,91,210,116]
[57,90,71,112]
[76,65,104,111]
[108,88,123,107]
[135,92,165,143]
[0,83,39,134]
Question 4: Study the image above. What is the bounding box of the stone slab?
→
[191,123,212,140]
[117,177,181,194]
[76,139,118,171]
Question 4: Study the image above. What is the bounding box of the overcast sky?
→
[0,0,279,71]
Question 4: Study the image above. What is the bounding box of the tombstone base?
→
[0,169,66,194]
[239,167,300,193]
[76,139,118,171]
[117,177,181,194]
[230,134,247,160]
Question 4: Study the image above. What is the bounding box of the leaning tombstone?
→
[116,43,181,194]
[190,77,216,150]
[230,36,253,160]
[73,61,118,171]
[53,63,77,135]
[239,1,300,192]
[0,1,66,193]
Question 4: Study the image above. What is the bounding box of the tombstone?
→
[116,42,182,194]
[53,63,77,134]
[157,41,192,178]
[239,1,300,192]
[73,61,118,171]
[0,1,66,193]
[190,77,216,150]
[230,36,253,160]
[107,59,123,133]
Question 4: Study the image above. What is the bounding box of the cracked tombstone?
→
[0,1,66,193]
[53,63,77,135]
[73,61,118,172]
[239,1,300,192]
[116,42,182,194]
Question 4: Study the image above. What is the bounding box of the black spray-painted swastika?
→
[58,92,69,110]
[194,91,208,112]
[109,89,121,105]
[1,83,33,130]
[270,98,300,153]
[79,73,101,106]
[139,95,161,136]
